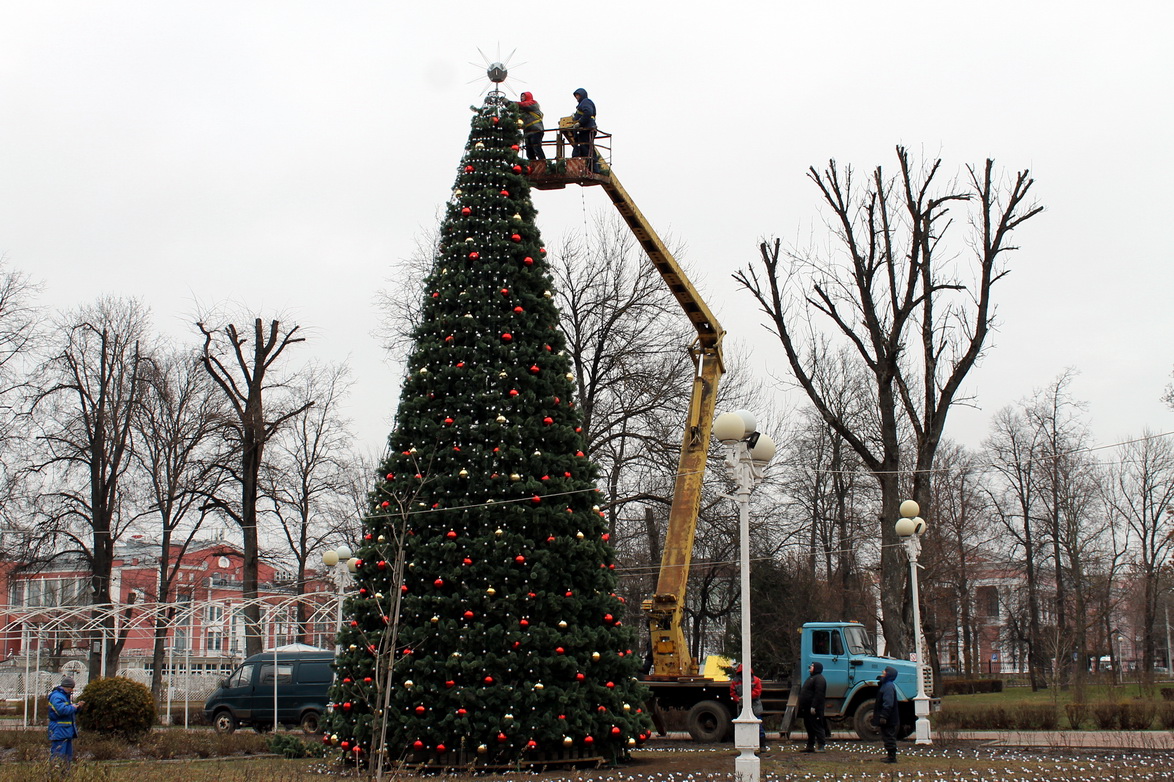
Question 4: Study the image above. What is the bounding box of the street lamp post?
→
[713,410,776,782]
[894,500,932,745]
[321,546,358,646]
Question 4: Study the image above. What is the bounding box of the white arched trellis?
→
[0,592,341,727]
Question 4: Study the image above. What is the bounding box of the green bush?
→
[942,678,1004,695]
[76,676,157,740]
[266,732,330,759]
[1157,702,1174,729]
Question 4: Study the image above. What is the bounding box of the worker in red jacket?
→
[730,663,767,751]
[516,91,545,161]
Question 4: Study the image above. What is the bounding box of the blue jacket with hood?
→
[874,665,899,724]
[572,88,596,128]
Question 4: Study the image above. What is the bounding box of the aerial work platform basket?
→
[525,117,611,190]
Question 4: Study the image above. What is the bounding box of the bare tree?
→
[133,346,228,698]
[260,360,356,642]
[1109,431,1174,680]
[197,316,311,657]
[0,259,41,554]
[735,146,1043,655]
[984,403,1049,689]
[29,297,153,678]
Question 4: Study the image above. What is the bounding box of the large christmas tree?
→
[323,93,651,768]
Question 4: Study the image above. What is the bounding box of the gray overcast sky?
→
[2,1,1172,458]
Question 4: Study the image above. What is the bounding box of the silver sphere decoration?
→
[487,62,508,83]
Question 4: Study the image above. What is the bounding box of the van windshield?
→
[843,626,873,655]
[226,664,253,688]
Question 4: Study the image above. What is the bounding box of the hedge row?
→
[941,678,1004,696]
[936,699,1174,730]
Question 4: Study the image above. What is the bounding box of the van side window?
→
[830,630,845,656]
[259,664,293,685]
[812,630,830,655]
[300,662,333,684]
[227,664,254,688]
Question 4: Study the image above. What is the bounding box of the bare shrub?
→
[1119,700,1156,730]
[1091,700,1119,729]
[1065,702,1088,729]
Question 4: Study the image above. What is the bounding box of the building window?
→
[977,586,1000,618]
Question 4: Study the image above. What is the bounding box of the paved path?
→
[946,729,1174,749]
[658,730,1174,750]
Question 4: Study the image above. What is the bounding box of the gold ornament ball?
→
[419,368,428,375]
[459,469,469,478]
[565,373,574,381]
[496,414,508,423]
[510,473,521,481]
[544,290,552,298]
[534,682,544,690]
[378,534,386,542]
[495,528,504,537]
[504,713,514,721]
[576,531,585,540]
[628,738,637,747]
[475,142,485,148]
[404,680,414,688]
[375,593,384,600]
[592,651,600,661]
[431,615,440,624]
[623,703,631,712]
[563,736,573,746]
[516,119,524,127]
[349,644,357,651]
[499,370,509,378]
[477,744,488,754]
[558,620,567,629]
[512,213,522,221]
[486,587,496,596]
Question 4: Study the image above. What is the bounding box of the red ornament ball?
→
[543,417,553,425]
[515,555,526,564]
[513,165,523,173]
[413,740,424,750]
[464,165,474,172]
[502,333,513,341]
[463,610,474,619]
[446,530,457,539]
[498,732,508,742]
[500,189,510,196]
[415,705,426,714]
[523,256,534,266]
[461,207,471,215]
[469,251,479,259]
[511,233,521,242]
[437,743,447,753]
[434,578,445,588]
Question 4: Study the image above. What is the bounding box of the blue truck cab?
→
[799,621,932,739]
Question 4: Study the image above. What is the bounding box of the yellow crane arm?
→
[528,154,725,679]
[599,172,725,679]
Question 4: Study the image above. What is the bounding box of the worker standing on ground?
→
[517,91,545,160]
[873,665,899,763]
[798,661,827,752]
[570,88,597,168]
[730,663,767,751]
[48,676,85,767]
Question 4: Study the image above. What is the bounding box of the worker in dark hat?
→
[570,88,597,167]
[48,675,85,765]
[874,666,900,763]
[798,661,827,752]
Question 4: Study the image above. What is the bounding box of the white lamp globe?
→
[911,517,927,535]
[336,545,352,560]
[750,433,776,464]
[894,517,917,538]
[899,500,920,519]
[713,411,752,443]
[322,550,339,567]
[347,557,360,573]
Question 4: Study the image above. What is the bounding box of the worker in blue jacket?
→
[571,88,598,167]
[873,666,899,763]
[48,676,85,765]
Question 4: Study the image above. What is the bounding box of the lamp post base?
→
[733,718,761,782]
[913,695,932,744]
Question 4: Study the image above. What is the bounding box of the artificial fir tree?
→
[323,93,651,768]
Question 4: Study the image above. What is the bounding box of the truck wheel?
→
[687,700,732,742]
[300,710,321,735]
[852,702,880,741]
[212,710,237,735]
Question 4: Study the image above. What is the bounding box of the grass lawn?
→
[4,741,1174,782]
[946,681,1174,705]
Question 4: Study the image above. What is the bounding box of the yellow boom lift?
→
[528,126,723,681]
